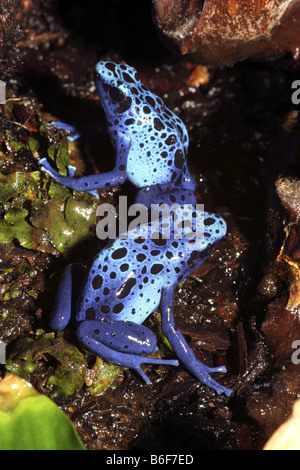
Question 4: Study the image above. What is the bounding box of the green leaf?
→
[0,171,42,203]
[0,206,41,250]
[30,198,74,253]
[56,137,70,175]
[0,375,86,450]
[47,138,70,176]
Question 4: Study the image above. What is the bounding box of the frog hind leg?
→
[49,263,87,331]
[160,286,233,397]
[76,319,179,384]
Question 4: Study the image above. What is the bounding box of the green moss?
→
[0,128,98,255]
[86,356,122,396]
[6,334,123,398]
[0,169,97,255]
[5,335,87,399]
[0,205,41,250]
[30,193,97,254]
[4,130,25,152]
[0,171,42,203]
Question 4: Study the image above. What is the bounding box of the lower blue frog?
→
[49,206,233,397]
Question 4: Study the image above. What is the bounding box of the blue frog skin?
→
[40,61,196,204]
[42,61,232,396]
[50,205,232,397]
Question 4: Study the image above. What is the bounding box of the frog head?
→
[95,62,139,118]
[94,61,178,141]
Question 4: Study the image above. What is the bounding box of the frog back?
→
[76,235,168,324]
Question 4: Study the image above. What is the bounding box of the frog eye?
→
[108,86,126,103]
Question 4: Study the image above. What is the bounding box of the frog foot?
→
[133,357,179,385]
[47,121,82,141]
[39,158,100,198]
[40,158,76,180]
[194,363,233,398]
[39,157,61,179]
[67,164,76,178]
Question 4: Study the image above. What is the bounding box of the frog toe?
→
[134,357,179,384]
[68,165,76,178]
[40,159,63,182]
[194,363,233,397]
[206,365,228,374]
[39,158,55,175]
[134,367,151,385]
[47,121,81,140]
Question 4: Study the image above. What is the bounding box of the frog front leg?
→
[48,120,107,162]
[160,286,233,397]
[40,134,130,197]
[77,319,179,384]
[49,263,87,331]
[48,120,106,142]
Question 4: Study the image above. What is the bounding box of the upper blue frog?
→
[40,61,196,204]
[94,61,195,190]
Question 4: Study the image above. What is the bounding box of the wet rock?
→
[250,111,300,447]
[261,111,300,312]
[152,0,300,65]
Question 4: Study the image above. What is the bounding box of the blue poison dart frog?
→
[49,205,232,397]
[39,61,197,205]
[41,61,232,396]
